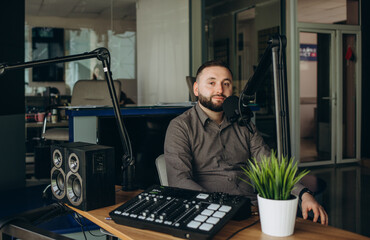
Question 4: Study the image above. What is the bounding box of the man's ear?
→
[193,81,199,97]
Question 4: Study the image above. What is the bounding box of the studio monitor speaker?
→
[50,142,92,202]
[64,144,115,211]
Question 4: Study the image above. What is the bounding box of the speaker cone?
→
[51,167,66,199]
[66,172,83,206]
[52,149,63,168]
[68,153,79,173]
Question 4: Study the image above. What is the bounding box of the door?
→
[298,28,360,166]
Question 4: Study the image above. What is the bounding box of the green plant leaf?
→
[239,150,311,200]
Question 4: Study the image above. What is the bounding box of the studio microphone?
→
[222,96,254,133]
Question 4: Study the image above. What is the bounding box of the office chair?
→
[186,76,197,102]
[42,80,122,142]
[155,154,168,186]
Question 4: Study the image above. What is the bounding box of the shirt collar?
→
[195,102,231,127]
[195,103,209,126]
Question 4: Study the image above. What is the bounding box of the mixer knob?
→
[221,193,229,201]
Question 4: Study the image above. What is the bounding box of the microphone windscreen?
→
[222,96,240,122]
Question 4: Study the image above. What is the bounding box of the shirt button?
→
[228,178,232,181]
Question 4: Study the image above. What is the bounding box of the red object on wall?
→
[345,46,353,60]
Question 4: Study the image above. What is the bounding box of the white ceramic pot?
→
[257,194,298,237]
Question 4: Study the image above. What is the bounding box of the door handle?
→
[321,94,337,105]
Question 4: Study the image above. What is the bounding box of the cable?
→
[71,212,105,238]
[238,92,254,134]
[79,215,106,238]
[225,219,260,240]
[70,213,87,240]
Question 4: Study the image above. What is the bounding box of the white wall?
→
[136,0,189,104]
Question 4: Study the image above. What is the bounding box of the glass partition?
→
[25,0,137,98]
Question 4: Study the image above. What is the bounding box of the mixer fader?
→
[109,185,251,239]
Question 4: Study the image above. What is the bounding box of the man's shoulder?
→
[171,105,197,124]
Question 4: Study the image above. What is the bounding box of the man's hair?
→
[195,60,233,81]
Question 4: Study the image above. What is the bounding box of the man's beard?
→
[198,93,225,112]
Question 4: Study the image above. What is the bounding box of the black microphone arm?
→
[0,47,135,190]
[240,35,291,159]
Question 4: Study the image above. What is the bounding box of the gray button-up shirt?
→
[164,103,305,201]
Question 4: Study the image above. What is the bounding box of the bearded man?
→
[164,60,328,225]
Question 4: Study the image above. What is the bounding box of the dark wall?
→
[0,0,25,115]
[0,0,25,190]
[361,0,370,158]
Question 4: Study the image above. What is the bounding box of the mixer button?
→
[206,217,220,224]
[196,193,209,199]
[187,220,201,229]
[219,205,232,212]
[194,215,207,222]
[213,211,226,218]
[201,209,214,216]
[199,223,214,231]
[208,204,220,210]
[114,210,121,214]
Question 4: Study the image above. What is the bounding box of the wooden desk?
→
[68,188,369,240]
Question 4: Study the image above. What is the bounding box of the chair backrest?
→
[116,79,138,104]
[186,76,197,102]
[155,154,168,186]
[71,80,121,106]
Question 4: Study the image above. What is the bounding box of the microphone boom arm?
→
[0,48,135,190]
[240,35,291,159]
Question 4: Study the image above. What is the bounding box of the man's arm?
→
[300,190,329,225]
[247,123,307,195]
[247,120,328,225]
[164,118,205,191]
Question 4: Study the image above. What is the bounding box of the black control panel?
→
[109,185,251,240]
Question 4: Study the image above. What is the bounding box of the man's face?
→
[194,66,233,112]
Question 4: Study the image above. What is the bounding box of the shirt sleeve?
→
[164,118,206,192]
[248,123,271,161]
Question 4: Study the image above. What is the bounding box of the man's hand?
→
[301,192,328,225]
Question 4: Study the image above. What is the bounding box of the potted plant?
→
[240,150,309,237]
